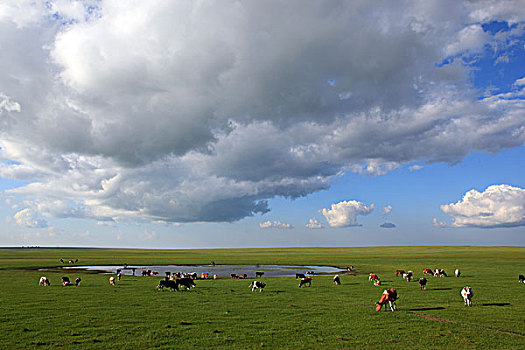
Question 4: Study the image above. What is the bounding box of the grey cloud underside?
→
[1,1,524,223]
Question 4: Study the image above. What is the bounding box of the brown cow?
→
[376,288,397,312]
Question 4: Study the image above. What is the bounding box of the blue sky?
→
[0,1,523,248]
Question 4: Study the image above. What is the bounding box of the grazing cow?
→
[518,274,524,283]
[141,270,148,276]
[39,276,50,286]
[395,270,405,276]
[62,276,71,286]
[455,269,461,277]
[239,274,248,279]
[418,278,427,290]
[333,275,341,285]
[255,271,264,278]
[423,268,433,275]
[152,271,159,276]
[187,272,198,280]
[346,266,355,271]
[306,271,315,275]
[461,286,473,307]
[434,269,447,277]
[201,273,209,279]
[299,277,312,287]
[296,273,306,279]
[117,273,121,281]
[250,281,266,292]
[376,288,397,312]
[402,271,413,282]
[157,278,178,291]
[75,278,81,286]
[109,277,115,285]
[176,278,196,290]
[59,259,64,264]
[369,273,380,282]
[231,274,239,279]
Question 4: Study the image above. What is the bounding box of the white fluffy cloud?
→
[440,184,525,228]
[305,217,324,229]
[0,1,524,225]
[320,200,374,228]
[13,208,47,228]
[259,221,293,229]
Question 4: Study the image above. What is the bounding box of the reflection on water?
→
[63,264,343,277]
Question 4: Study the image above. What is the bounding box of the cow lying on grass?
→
[250,281,266,292]
[298,277,312,287]
[376,288,397,312]
[157,278,196,291]
[461,286,473,307]
[39,276,50,286]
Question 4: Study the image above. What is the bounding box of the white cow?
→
[455,269,460,277]
[39,276,50,286]
[461,286,473,307]
[109,277,115,285]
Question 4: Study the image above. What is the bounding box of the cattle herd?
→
[38,266,525,313]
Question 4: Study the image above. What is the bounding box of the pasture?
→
[0,246,524,349]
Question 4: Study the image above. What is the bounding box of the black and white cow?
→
[39,276,50,286]
[518,274,524,283]
[455,269,461,277]
[157,278,178,291]
[250,281,266,292]
[402,271,413,282]
[333,275,341,285]
[176,278,196,290]
[434,269,447,277]
[299,277,312,287]
[461,286,473,307]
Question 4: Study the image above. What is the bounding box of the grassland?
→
[0,246,524,349]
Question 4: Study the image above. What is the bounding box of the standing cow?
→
[461,286,473,306]
[376,288,397,312]
[250,281,266,292]
[299,277,312,287]
[455,269,461,277]
[418,277,427,290]
[109,277,115,285]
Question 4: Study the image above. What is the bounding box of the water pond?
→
[62,264,344,277]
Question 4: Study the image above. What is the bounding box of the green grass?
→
[0,246,524,349]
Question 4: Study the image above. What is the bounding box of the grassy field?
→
[0,246,524,349]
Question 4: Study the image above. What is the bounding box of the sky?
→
[0,0,524,248]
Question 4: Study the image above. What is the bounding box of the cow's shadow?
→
[430,288,452,291]
[481,303,510,307]
[407,307,446,311]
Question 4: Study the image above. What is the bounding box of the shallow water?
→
[61,264,344,277]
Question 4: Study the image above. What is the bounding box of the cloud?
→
[433,218,447,228]
[13,208,47,228]
[409,164,424,171]
[0,2,524,224]
[382,205,392,216]
[305,217,323,229]
[259,221,293,229]
[320,200,374,228]
[380,222,396,228]
[440,184,525,228]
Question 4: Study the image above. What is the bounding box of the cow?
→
[418,277,427,290]
[518,274,524,283]
[461,286,473,307]
[213,274,217,280]
[75,278,81,286]
[187,273,198,280]
[423,268,433,275]
[239,274,248,279]
[109,277,115,285]
[369,273,379,282]
[231,274,239,279]
[255,271,264,278]
[296,273,306,279]
[117,273,121,281]
[402,271,413,282]
[176,278,196,290]
[201,273,209,279]
[151,271,159,276]
[250,281,266,292]
[299,277,312,287]
[59,259,64,264]
[306,271,315,275]
[62,276,71,286]
[346,266,355,271]
[333,275,341,285]
[395,270,405,276]
[455,269,461,278]
[39,276,50,286]
[157,278,178,291]
[434,269,447,277]
[141,270,148,276]
[376,288,397,312]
